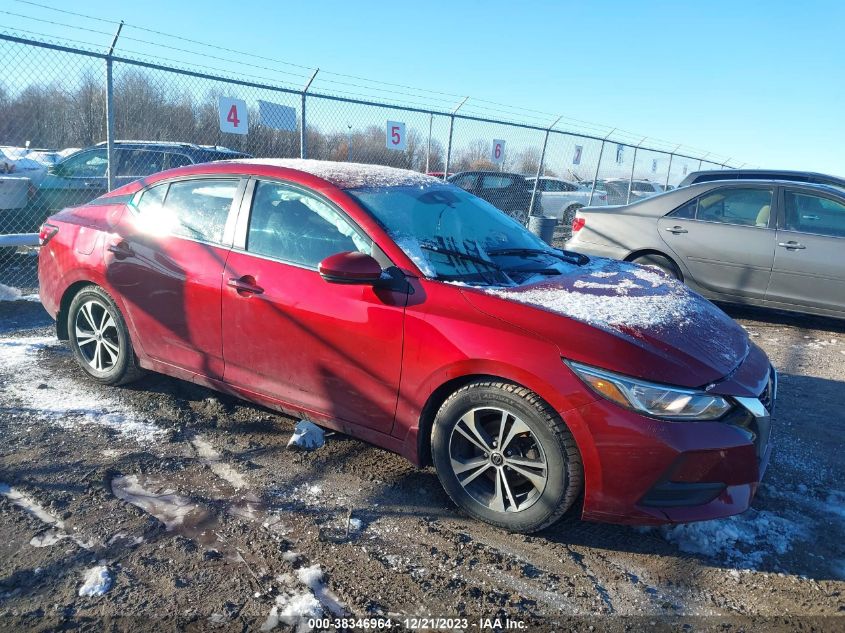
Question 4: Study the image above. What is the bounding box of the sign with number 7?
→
[386,121,407,150]
[218,97,249,135]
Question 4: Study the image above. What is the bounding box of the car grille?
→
[759,368,776,413]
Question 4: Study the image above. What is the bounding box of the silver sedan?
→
[564,179,845,319]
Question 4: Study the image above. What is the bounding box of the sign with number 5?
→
[219,97,249,135]
[386,121,407,150]
[491,139,505,164]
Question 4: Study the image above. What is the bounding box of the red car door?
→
[220,179,407,435]
[105,177,244,379]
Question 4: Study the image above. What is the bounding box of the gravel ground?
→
[0,298,843,632]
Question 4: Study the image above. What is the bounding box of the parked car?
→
[565,179,845,319]
[524,177,607,224]
[448,171,533,222]
[32,141,251,223]
[39,159,775,532]
[679,168,845,191]
[581,178,664,205]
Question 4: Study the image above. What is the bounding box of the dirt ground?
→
[0,298,843,632]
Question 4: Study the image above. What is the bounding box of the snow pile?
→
[0,284,22,302]
[0,335,163,441]
[655,508,804,568]
[78,564,113,597]
[228,159,439,189]
[287,420,325,451]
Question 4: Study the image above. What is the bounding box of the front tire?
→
[431,381,583,533]
[67,285,143,385]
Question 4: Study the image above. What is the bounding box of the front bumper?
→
[569,368,775,525]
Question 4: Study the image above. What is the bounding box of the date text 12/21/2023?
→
[307,617,527,630]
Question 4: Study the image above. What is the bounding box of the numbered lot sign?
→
[572,145,583,165]
[491,139,505,164]
[386,121,407,150]
[219,97,248,135]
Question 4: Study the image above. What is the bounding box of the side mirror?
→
[318,251,383,285]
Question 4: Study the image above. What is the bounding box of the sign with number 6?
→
[386,121,407,150]
[218,97,249,135]
[491,139,505,164]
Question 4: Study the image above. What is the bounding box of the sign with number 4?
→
[386,121,407,150]
[491,139,505,164]
[219,97,248,135]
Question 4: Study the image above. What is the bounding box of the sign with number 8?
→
[218,97,249,135]
[386,121,407,150]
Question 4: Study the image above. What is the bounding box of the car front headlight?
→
[566,360,732,420]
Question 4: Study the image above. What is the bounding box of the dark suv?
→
[32,141,251,223]
[679,169,845,191]
[448,171,533,221]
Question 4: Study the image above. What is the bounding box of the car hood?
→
[460,257,751,389]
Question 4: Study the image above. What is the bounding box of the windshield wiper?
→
[487,247,588,266]
[419,244,503,270]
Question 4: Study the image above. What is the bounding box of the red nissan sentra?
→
[38,160,776,532]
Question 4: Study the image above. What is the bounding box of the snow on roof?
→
[225,158,441,189]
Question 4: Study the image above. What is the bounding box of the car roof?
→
[216,158,442,189]
[679,168,845,188]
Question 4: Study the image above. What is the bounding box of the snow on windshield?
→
[227,159,439,189]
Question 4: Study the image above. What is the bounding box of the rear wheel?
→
[431,381,583,533]
[561,203,583,227]
[631,253,681,280]
[67,286,144,385]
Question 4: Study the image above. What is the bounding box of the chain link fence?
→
[0,31,732,294]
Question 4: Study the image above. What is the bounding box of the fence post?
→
[443,97,468,180]
[664,144,681,190]
[425,112,433,174]
[588,128,615,205]
[625,137,646,205]
[105,21,123,192]
[529,116,561,219]
[300,69,319,159]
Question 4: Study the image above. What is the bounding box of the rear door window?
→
[162,179,239,243]
[696,187,773,227]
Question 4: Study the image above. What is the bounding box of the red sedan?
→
[37,159,776,532]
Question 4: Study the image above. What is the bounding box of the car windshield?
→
[347,184,585,286]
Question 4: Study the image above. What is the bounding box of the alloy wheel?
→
[74,299,121,372]
[448,407,548,513]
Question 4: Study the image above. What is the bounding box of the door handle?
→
[228,275,264,296]
[664,226,688,234]
[107,242,133,258]
[778,241,806,250]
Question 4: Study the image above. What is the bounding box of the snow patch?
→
[0,284,22,302]
[391,235,437,277]
[655,508,804,568]
[287,420,325,451]
[227,159,438,189]
[78,564,112,597]
[191,436,249,489]
[0,336,163,442]
[0,482,64,528]
[112,475,204,530]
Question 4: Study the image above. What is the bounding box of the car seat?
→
[755,205,771,227]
